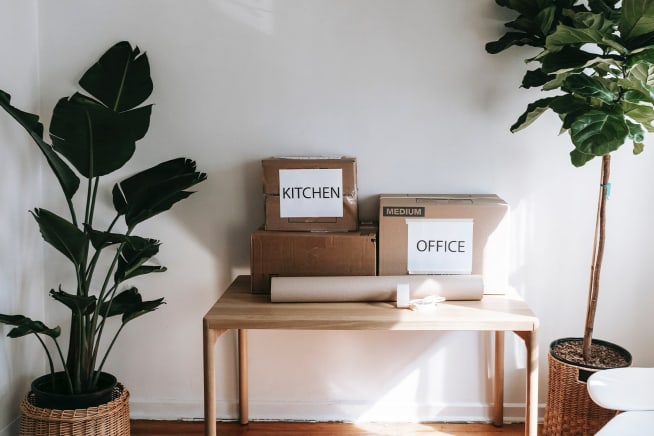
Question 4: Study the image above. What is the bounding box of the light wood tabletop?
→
[203,275,539,436]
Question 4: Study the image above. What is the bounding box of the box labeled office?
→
[378,194,509,291]
[250,224,377,293]
[262,156,358,232]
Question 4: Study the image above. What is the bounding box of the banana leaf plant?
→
[0,41,206,394]
[486,0,654,363]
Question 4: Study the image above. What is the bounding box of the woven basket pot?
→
[19,383,130,436]
[542,338,631,436]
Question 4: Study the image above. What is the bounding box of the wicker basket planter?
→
[19,383,130,436]
[542,338,631,436]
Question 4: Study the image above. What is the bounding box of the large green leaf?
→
[98,287,141,318]
[84,224,127,250]
[521,69,552,88]
[98,287,165,324]
[623,101,654,132]
[120,104,153,142]
[112,158,207,228]
[31,208,88,265]
[0,90,80,199]
[570,148,596,166]
[485,32,543,53]
[495,0,545,17]
[570,109,629,155]
[626,119,646,142]
[628,62,654,88]
[619,0,654,42]
[540,46,601,73]
[549,94,593,114]
[115,236,166,283]
[0,314,60,339]
[50,93,135,178]
[588,0,621,18]
[50,289,96,316]
[79,41,153,112]
[121,297,165,325]
[627,47,654,66]
[511,97,558,132]
[563,74,618,103]
[546,22,625,54]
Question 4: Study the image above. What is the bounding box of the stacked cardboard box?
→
[251,157,377,293]
[377,194,509,292]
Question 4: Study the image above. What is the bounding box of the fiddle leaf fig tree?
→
[486,0,654,362]
[0,41,206,394]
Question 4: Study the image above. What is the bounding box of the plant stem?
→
[33,333,56,391]
[88,227,133,380]
[583,154,611,361]
[53,337,74,394]
[84,213,121,289]
[93,323,125,386]
[89,282,119,372]
[66,196,78,228]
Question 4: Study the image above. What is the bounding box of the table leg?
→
[203,321,227,436]
[515,329,539,436]
[238,329,249,424]
[493,331,505,427]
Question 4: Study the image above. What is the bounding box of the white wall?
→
[0,1,44,434]
[2,0,654,426]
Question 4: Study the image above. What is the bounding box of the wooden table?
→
[203,275,539,436]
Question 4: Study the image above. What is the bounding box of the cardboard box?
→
[262,156,358,232]
[378,194,509,291]
[250,224,377,293]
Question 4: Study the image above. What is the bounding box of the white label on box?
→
[406,219,473,274]
[279,168,343,218]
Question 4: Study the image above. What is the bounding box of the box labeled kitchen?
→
[250,224,377,293]
[262,156,358,231]
[378,194,509,291]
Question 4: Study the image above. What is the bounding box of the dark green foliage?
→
[487,0,654,166]
[0,41,206,394]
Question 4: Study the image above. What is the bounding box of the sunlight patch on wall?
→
[354,367,425,422]
[208,0,274,34]
[354,345,452,423]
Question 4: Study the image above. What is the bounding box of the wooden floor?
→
[131,420,536,435]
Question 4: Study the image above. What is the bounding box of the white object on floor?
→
[595,411,654,435]
[587,367,654,435]
[587,367,654,410]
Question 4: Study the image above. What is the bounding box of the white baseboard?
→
[130,400,545,423]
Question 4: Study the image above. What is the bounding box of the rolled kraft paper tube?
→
[270,275,484,303]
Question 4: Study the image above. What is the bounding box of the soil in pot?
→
[551,337,631,369]
[30,372,118,410]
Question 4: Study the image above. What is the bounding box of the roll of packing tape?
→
[270,275,483,303]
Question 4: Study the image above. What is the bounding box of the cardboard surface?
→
[262,157,358,231]
[378,194,509,292]
[262,156,357,194]
[250,224,377,293]
[264,195,358,232]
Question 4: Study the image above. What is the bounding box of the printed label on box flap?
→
[406,219,473,274]
[382,206,425,217]
[279,168,343,218]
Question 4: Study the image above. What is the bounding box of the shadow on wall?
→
[248,329,505,422]
[162,157,264,290]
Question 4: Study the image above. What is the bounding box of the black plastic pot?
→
[550,337,632,381]
[30,372,118,410]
